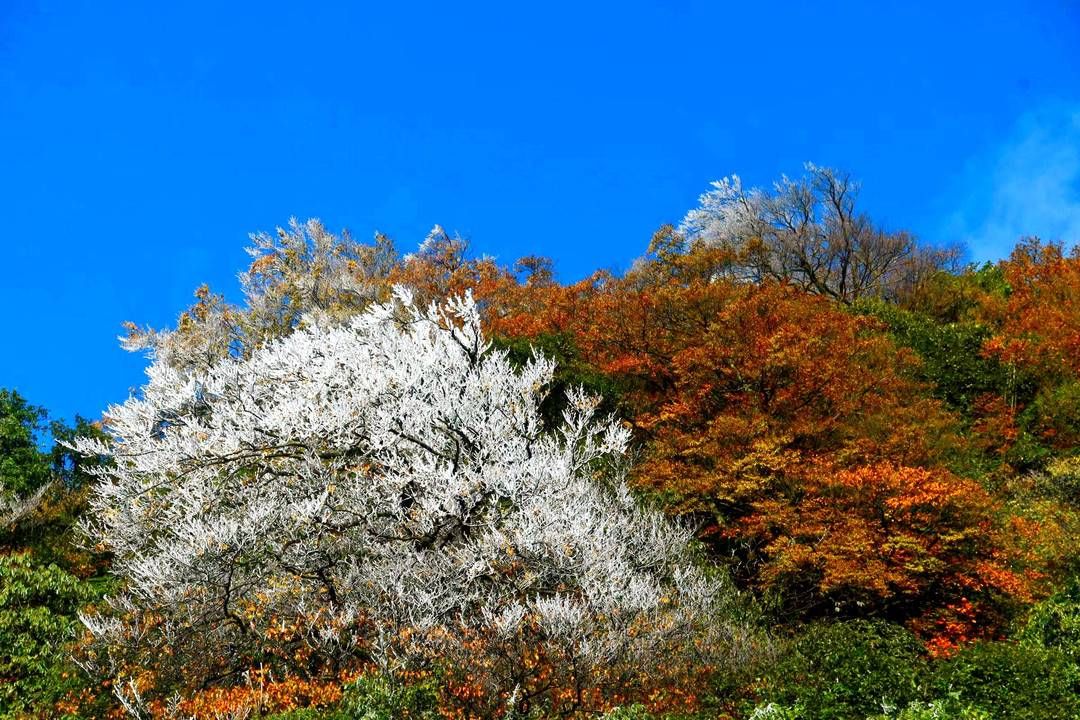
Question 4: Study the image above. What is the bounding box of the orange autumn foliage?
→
[745,463,1032,627]
[146,670,354,719]
[427,620,717,719]
[486,239,1033,641]
[629,283,959,504]
[387,226,520,309]
[983,239,1080,383]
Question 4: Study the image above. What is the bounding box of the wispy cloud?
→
[944,104,1080,262]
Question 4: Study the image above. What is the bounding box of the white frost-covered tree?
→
[680,164,953,303]
[76,288,743,715]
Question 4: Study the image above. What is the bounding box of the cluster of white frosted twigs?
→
[0,480,53,527]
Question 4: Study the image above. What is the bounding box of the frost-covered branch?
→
[0,480,54,528]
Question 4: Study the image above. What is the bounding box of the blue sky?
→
[1,0,1078,423]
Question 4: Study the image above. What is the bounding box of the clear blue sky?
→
[1,0,1078,423]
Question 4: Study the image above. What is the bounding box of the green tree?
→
[0,389,50,498]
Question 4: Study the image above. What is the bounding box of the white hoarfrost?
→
[679,174,767,249]
[75,288,731,679]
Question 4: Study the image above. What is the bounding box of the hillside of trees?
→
[3,166,1080,719]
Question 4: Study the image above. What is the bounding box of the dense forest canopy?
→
[2,165,1079,719]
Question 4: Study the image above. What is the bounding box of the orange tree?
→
[982,240,1080,455]
[984,239,1080,384]
[487,235,1036,643]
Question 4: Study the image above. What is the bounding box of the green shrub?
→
[601,706,659,719]
[746,702,803,719]
[341,674,440,720]
[753,620,929,720]
[598,704,711,720]
[868,698,991,719]
[1002,428,1054,473]
[1019,575,1080,662]
[263,709,325,720]
[746,698,991,720]
[931,641,1080,720]
[1027,382,1080,451]
[1035,454,1080,505]
[263,674,440,720]
[0,552,97,718]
